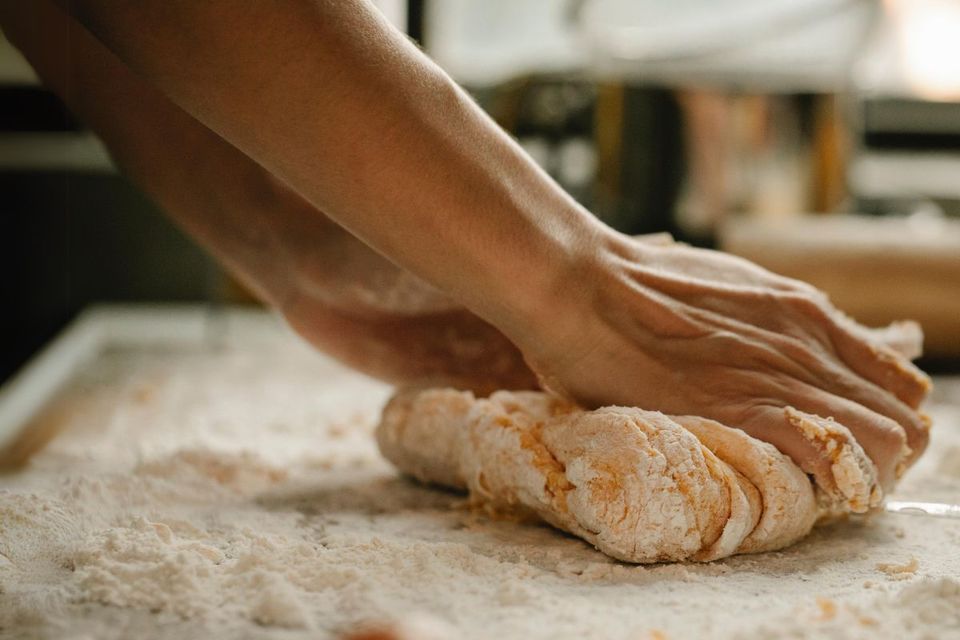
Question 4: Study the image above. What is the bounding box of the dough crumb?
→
[343,613,455,640]
[856,614,879,627]
[815,597,837,621]
[876,557,919,578]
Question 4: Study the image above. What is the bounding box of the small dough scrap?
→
[376,389,829,563]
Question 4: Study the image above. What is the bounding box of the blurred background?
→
[2,0,959,382]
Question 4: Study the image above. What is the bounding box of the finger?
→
[794,299,932,409]
[668,296,927,454]
[761,334,931,474]
[620,269,928,412]
[732,403,880,513]
[827,370,930,470]
[833,317,931,408]
[761,311,933,470]
[859,320,924,361]
[724,288,933,408]
[779,381,911,490]
[710,398,832,494]
[678,295,931,459]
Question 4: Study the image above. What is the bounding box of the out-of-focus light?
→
[886,0,960,101]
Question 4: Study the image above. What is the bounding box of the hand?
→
[282,230,676,394]
[514,229,931,497]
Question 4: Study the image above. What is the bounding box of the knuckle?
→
[907,413,932,454]
[782,276,823,298]
[779,291,831,321]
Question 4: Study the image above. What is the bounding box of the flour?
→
[938,445,960,478]
[1,319,959,640]
[0,491,83,566]
[738,578,960,639]
[135,449,289,495]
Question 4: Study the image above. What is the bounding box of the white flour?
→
[739,578,960,639]
[1,318,959,640]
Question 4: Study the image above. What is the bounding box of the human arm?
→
[19,0,932,493]
[0,0,537,392]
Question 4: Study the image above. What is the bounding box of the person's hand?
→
[280,229,676,395]
[513,229,931,499]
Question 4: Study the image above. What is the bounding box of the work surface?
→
[1,308,959,639]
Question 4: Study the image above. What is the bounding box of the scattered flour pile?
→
[1,314,959,640]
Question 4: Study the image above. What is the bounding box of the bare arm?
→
[11,0,931,496]
[52,0,596,338]
[0,0,536,392]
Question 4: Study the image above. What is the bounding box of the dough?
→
[376,389,879,563]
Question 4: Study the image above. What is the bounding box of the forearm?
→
[56,0,605,337]
[2,1,539,392]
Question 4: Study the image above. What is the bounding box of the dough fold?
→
[376,389,869,563]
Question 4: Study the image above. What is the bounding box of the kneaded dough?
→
[376,389,879,563]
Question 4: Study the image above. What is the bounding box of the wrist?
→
[487,209,616,356]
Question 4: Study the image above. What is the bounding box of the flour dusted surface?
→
[1,314,959,640]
